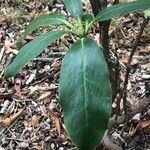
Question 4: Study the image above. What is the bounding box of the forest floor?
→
[0,0,150,150]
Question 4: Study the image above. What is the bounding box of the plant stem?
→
[89,0,119,101]
[123,17,149,115]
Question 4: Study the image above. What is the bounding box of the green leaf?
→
[17,13,66,46]
[82,14,94,32]
[63,0,83,18]
[82,14,94,25]
[59,38,111,150]
[5,30,66,78]
[95,0,150,22]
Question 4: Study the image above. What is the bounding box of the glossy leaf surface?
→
[63,0,83,18]
[95,0,150,22]
[59,38,111,150]
[17,13,66,45]
[5,31,66,78]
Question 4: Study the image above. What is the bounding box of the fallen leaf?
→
[0,108,25,127]
[14,78,22,97]
[46,107,61,137]
[122,57,139,66]
[128,124,139,137]
[26,35,34,40]
[54,116,61,137]
[139,45,150,53]
[37,91,52,100]
[26,70,36,85]
[139,120,150,129]
[129,120,150,137]
[51,59,60,70]
[29,115,40,126]
[4,40,18,54]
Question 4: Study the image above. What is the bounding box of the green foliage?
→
[63,0,83,18]
[59,38,111,150]
[4,0,150,149]
[5,31,66,78]
[17,13,66,47]
[95,0,150,22]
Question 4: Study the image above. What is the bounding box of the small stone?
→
[46,118,51,123]
[132,113,141,121]
[59,147,64,150]
[51,143,55,149]
[50,83,57,89]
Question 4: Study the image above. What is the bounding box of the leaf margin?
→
[17,12,67,47]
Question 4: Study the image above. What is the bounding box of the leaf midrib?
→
[81,39,88,126]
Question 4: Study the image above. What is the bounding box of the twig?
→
[122,17,149,115]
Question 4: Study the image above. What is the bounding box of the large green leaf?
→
[5,31,66,78]
[59,38,111,150]
[95,0,150,22]
[17,13,66,45]
[63,0,83,18]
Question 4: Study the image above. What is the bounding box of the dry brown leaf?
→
[29,86,39,95]
[14,78,22,97]
[54,116,61,137]
[129,120,150,137]
[26,35,34,40]
[29,115,40,126]
[37,91,52,100]
[46,107,61,137]
[122,57,139,66]
[51,59,60,70]
[128,124,139,137]
[4,40,18,54]
[139,46,150,53]
[139,120,150,129]
[0,108,25,127]
[43,90,54,104]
